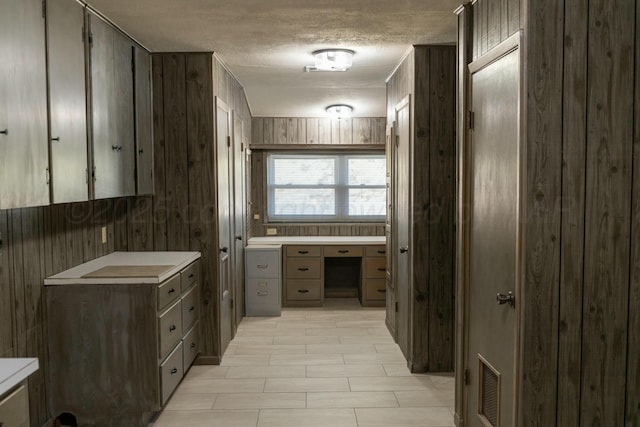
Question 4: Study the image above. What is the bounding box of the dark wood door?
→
[134,46,153,195]
[465,36,521,426]
[216,98,233,355]
[394,96,411,359]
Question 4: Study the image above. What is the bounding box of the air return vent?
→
[479,356,500,427]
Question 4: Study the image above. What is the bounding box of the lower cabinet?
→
[46,259,200,426]
[0,384,29,427]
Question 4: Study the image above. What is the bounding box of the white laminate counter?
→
[0,358,38,396]
[44,251,201,285]
[247,236,386,246]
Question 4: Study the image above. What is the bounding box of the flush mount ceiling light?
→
[326,104,353,119]
[304,49,355,72]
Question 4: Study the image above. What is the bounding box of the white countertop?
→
[44,251,201,285]
[0,358,39,396]
[248,236,386,245]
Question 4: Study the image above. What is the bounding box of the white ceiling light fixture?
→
[305,49,355,72]
[326,104,353,119]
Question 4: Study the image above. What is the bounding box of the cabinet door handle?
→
[188,273,194,279]
[168,288,176,294]
[257,264,268,268]
[51,136,60,142]
[0,128,8,135]
[220,247,228,253]
[189,306,195,312]
[338,250,349,254]
[236,235,243,241]
[191,342,196,348]
[377,289,387,293]
[298,267,309,271]
[298,250,309,254]
[400,247,408,254]
[171,368,178,374]
[138,149,144,154]
[169,325,176,332]
[298,289,309,293]
[377,250,386,254]
[377,268,386,271]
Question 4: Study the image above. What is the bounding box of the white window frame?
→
[266,152,386,222]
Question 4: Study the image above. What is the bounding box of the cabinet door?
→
[90,12,135,199]
[134,45,153,195]
[0,0,49,209]
[47,0,89,203]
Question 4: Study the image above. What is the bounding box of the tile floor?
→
[152,299,454,427]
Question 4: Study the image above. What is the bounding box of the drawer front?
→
[180,261,199,292]
[323,246,363,257]
[182,321,199,372]
[285,246,321,257]
[365,245,387,257]
[158,274,181,310]
[0,384,28,427]
[365,279,387,301]
[246,250,280,278]
[364,257,386,278]
[160,342,184,406]
[181,284,198,333]
[246,278,281,316]
[286,258,321,279]
[159,299,183,359]
[286,280,322,301]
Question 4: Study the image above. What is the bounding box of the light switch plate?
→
[253,214,260,220]
[101,226,107,243]
[266,228,277,235]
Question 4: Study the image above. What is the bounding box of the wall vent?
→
[478,356,500,427]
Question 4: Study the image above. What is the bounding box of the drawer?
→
[286,258,322,279]
[286,280,322,301]
[0,384,28,427]
[246,250,280,278]
[180,261,199,292]
[285,246,321,257]
[365,245,387,257]
[158,274,181,310]
[365,279,387,301]
[182,321,199,372]
[323,246,363,257]
[364,257,386,278]
[246,278,281,316]
[159,299,183,360]
[160,342,184,406]
[181,284,198,333]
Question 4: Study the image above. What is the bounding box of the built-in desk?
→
[247,237,387,307]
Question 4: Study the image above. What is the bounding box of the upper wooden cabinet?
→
[134,46,154,195]
[88,11,136,199]
[0,0,49,209]
[46,0,89,203]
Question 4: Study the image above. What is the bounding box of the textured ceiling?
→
[86,0,460,117]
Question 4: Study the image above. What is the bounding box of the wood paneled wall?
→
[386,46,456,372]
[458,0,640,424]
[470,0,521,60]
[248,116,386,238]
[251,117,386,146]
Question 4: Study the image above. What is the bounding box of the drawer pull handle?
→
[168,288,176,294]
[169,325,176,332]
[257,264,268,268]
[338,250,349,254]
[188,273,194,279]
[189,306,195,312]
[377,289,387,293]
[377,268,386,272]
[171,368,178,375]
[298,289,309,293]
[377,250,386,254]
[298,268,309,271]
[298,250,309,254]
[191,342,196,348]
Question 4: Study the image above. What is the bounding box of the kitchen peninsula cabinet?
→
[45,252,201,426]
[46,0,90,203]
[0,0,49,210]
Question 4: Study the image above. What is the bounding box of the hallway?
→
[153,299,455,426]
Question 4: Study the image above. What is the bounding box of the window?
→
[267,153,386,222]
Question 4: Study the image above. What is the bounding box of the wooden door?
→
[0,0,49,209]
[90,12,135,199]
[394,96,411,359]
[47,0,89,204]
[216,99,233,355]
[134,46,153,195]
[232,114,246,329]
[385,124,396,337]
[465,35,521,427]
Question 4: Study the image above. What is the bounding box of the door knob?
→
[220,247,228,253]
[0,129,8,135]
[400,247,408,254]
[496,291,515,306]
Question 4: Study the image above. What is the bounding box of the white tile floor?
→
[153,299,454,427]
